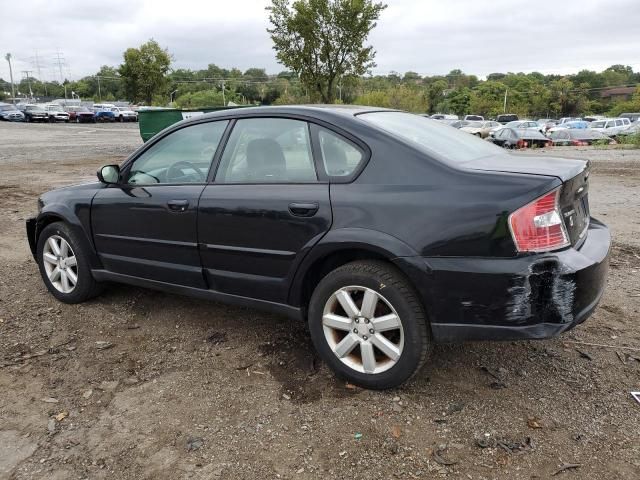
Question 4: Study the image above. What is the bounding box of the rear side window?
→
[317,128,364,178]
[215,118,316,183]
[360,112,505,164]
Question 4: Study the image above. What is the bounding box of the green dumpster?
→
[137,106,247,142]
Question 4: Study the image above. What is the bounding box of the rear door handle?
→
[167,199,189,212]
[288,202,319,217]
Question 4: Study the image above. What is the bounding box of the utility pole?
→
[503,88,508,113]
[22,71,33,100]
[220,80,225,106]
[5,53,15,103]
[97,75,102,101]
[338,77,342,102]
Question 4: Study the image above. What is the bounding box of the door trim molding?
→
[202,243,296,257]
[96,233,198,248]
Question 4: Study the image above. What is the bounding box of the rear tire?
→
[308,260,432,389]
[36,222,103,304]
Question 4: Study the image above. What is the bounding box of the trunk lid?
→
[462,154,587,181]
[557,164,590,246]
[463,154,591,247]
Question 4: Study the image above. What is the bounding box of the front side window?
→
[126,121,228,185]
[215,118,316,183]
[318,128,364,177]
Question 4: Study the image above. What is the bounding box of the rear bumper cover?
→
[401,218,610,342]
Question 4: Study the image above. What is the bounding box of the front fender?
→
[32,203,102,269]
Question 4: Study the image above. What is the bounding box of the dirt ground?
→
[0,121,638,480]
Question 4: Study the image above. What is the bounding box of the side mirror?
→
[97,165,120,184]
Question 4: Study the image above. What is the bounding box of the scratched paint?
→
[505,261,576,325]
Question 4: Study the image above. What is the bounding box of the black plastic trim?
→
[91,269,303,320]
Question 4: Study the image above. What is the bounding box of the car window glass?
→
[318,128,364,177]
[216,118,316,183]
[126,121,228,185]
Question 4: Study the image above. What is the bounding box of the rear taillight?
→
[571,140,587,146]
[516,139,528,148]
[508,188,570,253]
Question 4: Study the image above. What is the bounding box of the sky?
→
[1,0,639,83]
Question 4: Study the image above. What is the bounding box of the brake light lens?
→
[508,188,570,252]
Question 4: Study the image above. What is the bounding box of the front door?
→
[198,117,332,303]
[92,120,229,288]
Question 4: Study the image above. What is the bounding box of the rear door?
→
[91,120,228,288]
[197,117,331,304]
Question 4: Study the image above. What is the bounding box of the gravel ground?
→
[0,122,639,480]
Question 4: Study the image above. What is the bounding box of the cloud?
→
[1,0,639,83]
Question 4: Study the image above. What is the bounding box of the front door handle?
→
[167,199,189,212]
[288,202,319,217]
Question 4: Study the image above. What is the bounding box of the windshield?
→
[359,111,505,164]
[590,121,606,128]
[464,121,483,128]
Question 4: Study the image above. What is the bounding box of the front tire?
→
[36,222,102,304]
[308,260,432,389]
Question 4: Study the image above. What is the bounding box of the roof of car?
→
[198,104,395,121]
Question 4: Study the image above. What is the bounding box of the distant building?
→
[600,86,637,103]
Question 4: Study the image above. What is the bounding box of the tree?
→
[119,39,172,104]
[426,79,448,114]
[267,0,387,103]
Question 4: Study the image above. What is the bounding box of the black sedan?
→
[23,105,49,122]
[488,127,552,149]
[26,106,610,389]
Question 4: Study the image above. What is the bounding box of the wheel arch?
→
[33,205,102,269]
[288,228,423,313]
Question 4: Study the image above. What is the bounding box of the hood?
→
[40,181,102,202]
[461,154,587,181]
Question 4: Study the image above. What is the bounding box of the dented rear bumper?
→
[407,218,610,343]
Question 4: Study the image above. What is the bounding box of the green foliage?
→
[118,39,172,105]
[616,133,640,147]
[354,86,427,112]
[175,90,228,108]
[267,0,387,103]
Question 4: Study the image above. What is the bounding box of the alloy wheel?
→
[42,235,78,294]
[322,286,404,374]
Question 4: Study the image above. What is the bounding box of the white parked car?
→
[589,118,631,136]
[111,106,138,122]
[43,104,70,122]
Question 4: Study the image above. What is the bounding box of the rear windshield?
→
[517,129,546,139]
[359,111,505,163]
